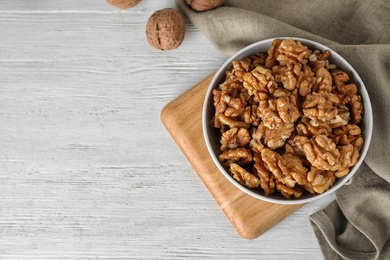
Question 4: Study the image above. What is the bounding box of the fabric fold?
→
[310,162,390,259]
[176,1,336,55]
[176,0,390,259]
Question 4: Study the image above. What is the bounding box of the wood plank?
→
[0,1,329,258]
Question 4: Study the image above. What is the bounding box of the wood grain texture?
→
[161,74,303,239]
[0,0,335,259]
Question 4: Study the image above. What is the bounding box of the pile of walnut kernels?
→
[211,38,364,199]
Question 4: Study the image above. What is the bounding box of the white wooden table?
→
[0,1,335,258]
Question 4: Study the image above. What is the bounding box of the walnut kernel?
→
[211,38,365,199]
[230,163,260,188]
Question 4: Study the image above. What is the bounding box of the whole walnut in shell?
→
[106,0,141,9]
[146,8,186,51]
[186,0,224,12]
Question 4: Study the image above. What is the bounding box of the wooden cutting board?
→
[161,73,303,239]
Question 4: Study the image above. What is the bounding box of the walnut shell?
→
[146,8,186,51]
[106,0,141,9]
[186,0,224,12]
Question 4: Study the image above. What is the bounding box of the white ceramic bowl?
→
[203,37,373,205]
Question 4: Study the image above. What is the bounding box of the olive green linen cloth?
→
[175,0,390,259]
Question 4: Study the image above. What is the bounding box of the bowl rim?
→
[202,37,373,205]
